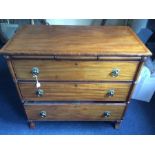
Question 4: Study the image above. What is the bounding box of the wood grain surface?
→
[24,103,125,121]
[0,25,151,56]
[19,82,131,101]
[0,25,151,126]
[12,60,139,81]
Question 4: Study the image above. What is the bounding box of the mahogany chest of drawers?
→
[0,25,152,129]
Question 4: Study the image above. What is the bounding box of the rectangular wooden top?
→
[0,25,152,56]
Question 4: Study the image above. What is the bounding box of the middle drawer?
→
[19,82,131,101]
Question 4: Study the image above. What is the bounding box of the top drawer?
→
[12,59,139,81]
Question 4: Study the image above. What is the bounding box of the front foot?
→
[114,120,122,129]
[28,121,36,129]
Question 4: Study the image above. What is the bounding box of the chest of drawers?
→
[0,25,151,129]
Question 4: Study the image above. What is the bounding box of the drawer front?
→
[24,103,125,121]
[12,60,139,81]
[19,82,131,101]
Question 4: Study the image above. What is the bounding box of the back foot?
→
[114,120,122,129]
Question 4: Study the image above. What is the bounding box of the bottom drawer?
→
[24,103,126,121]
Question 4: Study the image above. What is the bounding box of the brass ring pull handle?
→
[31,67,40,76]
[103,111,111,118]
[111,68,120,77]
[107,89,115,97]
[40,111,47,118]
[36,89,44,97]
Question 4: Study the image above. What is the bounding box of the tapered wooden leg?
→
[114,120,122,129]
[28,121,35,129]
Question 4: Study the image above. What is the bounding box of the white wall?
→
[46,19,102,25]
